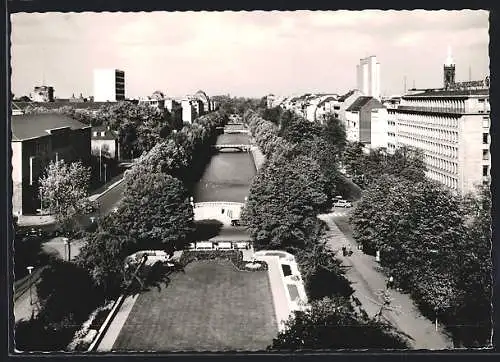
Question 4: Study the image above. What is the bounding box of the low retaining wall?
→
[87,295,125,351]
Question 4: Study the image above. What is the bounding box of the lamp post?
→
[63,237,71,261]
[27,265,34,319]
[26,266,34,306]
[104,163,107,184]
[39,189,43,215]
[99,144,102,182]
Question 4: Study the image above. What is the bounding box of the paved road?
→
[319,209,454,349]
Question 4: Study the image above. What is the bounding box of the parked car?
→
[333,199,352,208]
[231,219,240,226]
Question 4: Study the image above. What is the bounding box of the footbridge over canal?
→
[212,144,251,152]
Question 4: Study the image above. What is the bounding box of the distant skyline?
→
[11,10,489,99]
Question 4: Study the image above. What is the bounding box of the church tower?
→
[443,46,455,90]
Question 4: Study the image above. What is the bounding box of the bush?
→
[15,317,78,351]
[180,250,268,272]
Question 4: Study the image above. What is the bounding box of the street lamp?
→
[26,265,34,319]
[104,163,108,184]
[63,238,71,261]
[39,189,43,215]
[26,266,34,306]
[99,144,103,182]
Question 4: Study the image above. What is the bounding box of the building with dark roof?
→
[12,113,91,215]
[91,125,120,160]
[345,96,386,147]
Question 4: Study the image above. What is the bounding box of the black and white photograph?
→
[7,7,493,353]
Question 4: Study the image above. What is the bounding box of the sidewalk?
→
[17,174,125,227]
[318,212,454,350]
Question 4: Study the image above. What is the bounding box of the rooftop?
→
[338,89,358,102]
[12,101,121,111]
[403,88,489,98]
[346,96,382,112]
[12,113,90,141]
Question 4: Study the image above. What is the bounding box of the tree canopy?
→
[116,170,194,251]
[38,160,93,234]
[269,296,410,350]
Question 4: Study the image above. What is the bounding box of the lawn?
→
[113,260,277,351]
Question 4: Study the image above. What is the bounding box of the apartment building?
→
[345,96,386,147]
[388,87,490,194]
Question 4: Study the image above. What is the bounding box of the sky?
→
[10,10,490,99]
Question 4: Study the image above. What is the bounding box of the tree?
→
[36,260,102,331]
[39,160,92,234]
[241,143,328,250]
[116,170,194,251]
[452,184,492,346]
[76,227,135,298]
[279,114,322,145]
[295,236,353,300]
[269,296,409,350]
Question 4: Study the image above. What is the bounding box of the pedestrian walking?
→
[342,246,347,256]
[386,276,394,289]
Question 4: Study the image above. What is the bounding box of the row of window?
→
[396,113,459,128]
[398,133,459,158]
[403,98,466,113]
[426,155,458,175]
[427,170,458,190]
[398,123,459,143]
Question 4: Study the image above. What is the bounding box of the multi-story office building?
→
[356,56,381,100]
[93,69,125,102]
[387,53,490,194]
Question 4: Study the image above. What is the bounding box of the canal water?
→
[194,129,255,203]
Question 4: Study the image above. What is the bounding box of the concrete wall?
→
[12,141,23,215]
[370,108,388,149]
[193,203,243,226]
[345,111,360,142]
[94,69,116,102]
[460,114,489,193]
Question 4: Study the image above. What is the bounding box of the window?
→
[93,131,98,137]
[483,165,489,177]
[483,117,490,128]
[483,149,489,160]
[101,131,106,137]
[483,133,489,144]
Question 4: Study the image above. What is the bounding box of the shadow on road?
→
[191,219,224,241]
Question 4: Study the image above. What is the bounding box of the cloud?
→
[10,10,490,98]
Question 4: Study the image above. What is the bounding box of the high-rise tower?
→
[443,46,455,90]
[356,55,380,100]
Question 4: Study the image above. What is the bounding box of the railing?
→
[194,201,244,208]
[397,106,465,114]
[212,144,251,151]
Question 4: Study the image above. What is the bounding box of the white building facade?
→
[387,89,490,194]
[93,69,125,102]
[356,56,381,100]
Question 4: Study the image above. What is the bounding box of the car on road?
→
[231,219,240,226]
[333,199,353,208]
